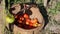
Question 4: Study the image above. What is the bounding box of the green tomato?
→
[6,15,15,23]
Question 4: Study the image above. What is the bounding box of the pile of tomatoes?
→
[15,13,42,28]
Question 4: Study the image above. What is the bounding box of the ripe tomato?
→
[18,20,22,23]
[26,21,29,25]
[23,13,29,19]
[29,23,33,26]
[26,19,30,22]
[33,23,38,27]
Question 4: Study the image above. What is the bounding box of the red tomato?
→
[26,19,30,22]
[26,21,29,25]
[29,22,33,26]
[21,17,24,20]
[18,20,22,23]
[24,13,29,19]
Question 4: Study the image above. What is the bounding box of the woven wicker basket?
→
[13,6,45,34]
